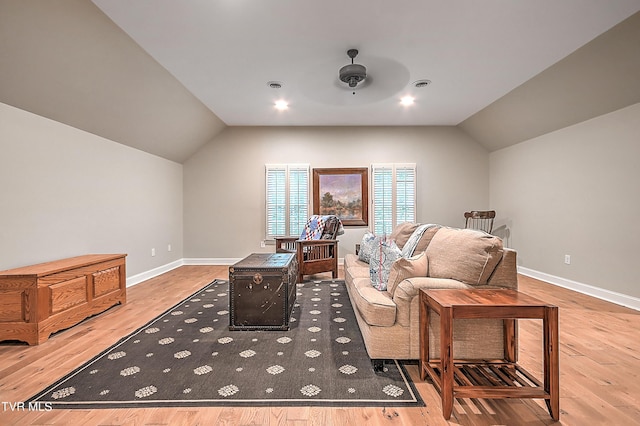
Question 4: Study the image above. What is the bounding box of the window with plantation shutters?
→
[371,163,416,235]
[266,164,310,239]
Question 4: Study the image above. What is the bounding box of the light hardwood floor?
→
[1,265,638,425]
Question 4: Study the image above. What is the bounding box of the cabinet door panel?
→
[49,277,88,314]
[93,266,121,298]
[0,291,24,322]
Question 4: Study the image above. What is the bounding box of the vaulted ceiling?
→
[1,1,639,162]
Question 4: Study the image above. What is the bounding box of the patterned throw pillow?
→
[358,232,377,263]
[369,237,402,291]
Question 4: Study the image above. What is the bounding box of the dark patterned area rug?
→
[27,279,423,408]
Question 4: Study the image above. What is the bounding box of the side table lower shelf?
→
[423,360,550,400]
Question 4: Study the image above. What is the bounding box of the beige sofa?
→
[343,223,518,370]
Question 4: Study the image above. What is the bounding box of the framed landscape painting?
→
[313,167,368,226]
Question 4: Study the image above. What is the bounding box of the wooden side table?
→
[419,289,559,420]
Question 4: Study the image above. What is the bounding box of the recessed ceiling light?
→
[274,100,289,110]
[400,96,415,106]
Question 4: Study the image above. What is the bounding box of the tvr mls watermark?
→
[2,401,53,412]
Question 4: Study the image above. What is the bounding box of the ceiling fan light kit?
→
[339,49,367,89]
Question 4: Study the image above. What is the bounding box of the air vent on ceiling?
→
[267,81,283,89]
[412,79,431,88]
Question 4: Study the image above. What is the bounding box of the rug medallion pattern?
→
[27,279,422,408]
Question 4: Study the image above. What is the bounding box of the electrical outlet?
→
[260,241,266,248]
[151,248,156,257]
[168,244,172,252]
[564,254,571,265]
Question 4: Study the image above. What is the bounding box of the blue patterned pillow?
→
[358,232,377,263]
[369,237,402,291]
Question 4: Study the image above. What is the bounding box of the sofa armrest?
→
[487,248,518,289]
[394,277,471,301]
[393,277,471,327]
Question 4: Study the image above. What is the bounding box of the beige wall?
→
[0,102,184,277]
[490,102,640,298]
[183,126,490,260]
[0,0,225,164]
[4,98,638,303]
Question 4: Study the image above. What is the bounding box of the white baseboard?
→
[518,266,640,311]
[182,258,242,266]
[126,259,184,287]
[126,261,639,312]
[126,258,240,287]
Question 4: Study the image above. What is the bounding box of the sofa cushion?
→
[349,277,396,327]
[386,252,428,297]
[369,238,402,291]
[389,222,419,249]
[426,227,504,285]
[344,253,370,280]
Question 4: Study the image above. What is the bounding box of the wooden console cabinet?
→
[0,254,127,345]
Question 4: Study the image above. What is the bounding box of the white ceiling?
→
[92,0,640,127]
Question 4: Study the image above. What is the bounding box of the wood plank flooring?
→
[1,265,638,425]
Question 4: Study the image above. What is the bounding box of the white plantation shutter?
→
[288,166,309,236]
[266,164,309,239]
[395,165,416,224]
[372,165,393,235]
[266,166,286,238]
[371,163,416,235]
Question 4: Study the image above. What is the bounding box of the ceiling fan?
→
[298,48,409,105]
[339,49,367,89]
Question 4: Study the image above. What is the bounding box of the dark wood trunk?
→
[228,253,298,331]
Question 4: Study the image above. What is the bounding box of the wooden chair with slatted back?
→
[275,215,341,283]
[464,210,496,234]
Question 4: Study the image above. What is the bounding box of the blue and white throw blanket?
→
[300,215,344,240]
[400,223,438,257]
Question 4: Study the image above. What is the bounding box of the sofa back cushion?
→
[426,227,504,285]
[389,222,419,249]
